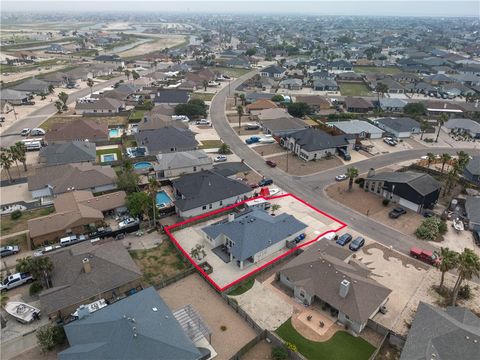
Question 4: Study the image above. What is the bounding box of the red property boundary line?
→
[164,193,347,292]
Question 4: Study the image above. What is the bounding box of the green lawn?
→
[199,140,223,149]
[339,83,372,96]
[1,207,55,236]
[96,147,122,163]
[228,278,255,296]
[210,66,252,78]
[192,92,216,102]
[276,319,375,360]
[128,110,145,123]
[353,66,401,75]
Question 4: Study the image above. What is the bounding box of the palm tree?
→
[124,69,131,81]
[9,145,22,177]
[440,153,451,173]
[48,84,55,94]
[451,249,480,306]
[456,150,470,171]
[420,120,429,140]
[346,167,359,192]
[16,256,54,289]
[146,177,159,226]
[435,113,448,142]
[87,78,94,95]
[237,105,244,129]
[132,70,139,84]
[58,91,69,112]
[0,149,14,183]
[202,79,209,92]
[234,93,238,106]
[239,93,246,106]
[438,247,458,291]
[271,204,281,215]
[375,83,389,105]
[443,160,460,196]
[426,152,435,168]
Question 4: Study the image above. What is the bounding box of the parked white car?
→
[30,128,46,136]
[259,135,276,144]
[20,128,31,136]
[119,217,138,228]
[196,119,211,126]
[335,174,348,181]
[172,115,190,122]
[214,155,227,162]
[0,272,33,291]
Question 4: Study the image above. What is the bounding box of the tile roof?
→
[202,209,307,262]
[59,287,201,360]
[39,241,142,316]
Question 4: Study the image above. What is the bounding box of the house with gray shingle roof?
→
[203,208,307,269]
[278,240,391,334]
[153,150,213,179]
[464,156,480,185]
[374,117,420,138]
[400,302,480,360]
[172,170,253,218]
[365,170,441,212]
[12,77,50,95]
[260,65,286,79]
[378,98,408,112]
[0,89,30,105]
[329,120,383,139]
[75,97,125,115]
[444,118,480,138]
[39,141,96,166]
[59,287,203,360]
[134,127,198,155]
[465,196,480,231]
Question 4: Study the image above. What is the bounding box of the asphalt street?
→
[210,71,479,255]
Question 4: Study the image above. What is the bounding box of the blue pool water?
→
[102,154,116,162]
[133,161,152,170]
[156,191,172,207]
[109,128,119,137]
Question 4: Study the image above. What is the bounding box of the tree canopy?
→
[404,102,426,116]
[287,102,311,117]
[126,192,151,219]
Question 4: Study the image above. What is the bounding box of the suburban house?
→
[374,117,421,138]
[202,208,307,270]
[172,170,254,218]
[261,117,308,136]
[75,98,125,115]
[378,98,408,112]
[281,128,350,161]
[250,108,291,121]
[12,77,50,95]
[45,43,67,54]
[45,119,109,144]
[444,118,480,139]
[153,89,190,105]
[400,302,480,360]
[278,240,391,334]
[28,163,117,202]
[154,150,213,179]
[41,72,69,87]
[246,99,278,113]
[39,141,96,166]
[139,110,188,131]
[465,196,480,231]
[279,78,303,90]
[28,190,126,246]
[295,96,331,112]
[59,287,206,360]
[329,60,353,72]
[312,79,339,91]
[330,120,384,139]
[364,170,441,212]
[464,156,480,185]
[39,241,142,320]
[344,97,374,113]
[0,89,30,105]
[134,127,198,155]
[260,65,287,78]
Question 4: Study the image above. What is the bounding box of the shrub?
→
[382,198,390,206]
[415,216,444,241]
[29,281,43,296]
[36,324,66,352]
[220,325,227,331]
[272,346,288,360]
[458,284,471,300]
[285,341,297,352]
[10,210,22,220]
[438,219,447,235]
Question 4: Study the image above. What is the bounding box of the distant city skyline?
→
[3,1,479,18]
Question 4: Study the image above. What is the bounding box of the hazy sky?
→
[2,1,479,17]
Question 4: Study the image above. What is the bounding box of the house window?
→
[193,166,197,172]
[345,314,350,320]
[219,200,223,206]
[209,204,212,209]
[299,290,305,298]
[202,205,207,210]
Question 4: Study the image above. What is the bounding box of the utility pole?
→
[286,146,289,173]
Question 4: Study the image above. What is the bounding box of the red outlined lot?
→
[164,193,347,292]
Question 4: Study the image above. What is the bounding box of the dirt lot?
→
[240,340,273,360]
[268,154,343,176]
[129,240,190,285]
[1,206,54,236]
[117,35,186,57]
[253,144,283,156]
[326,181,424,236]
[40,114,128,130]
[158,274,258,359]
[432,221,480,257]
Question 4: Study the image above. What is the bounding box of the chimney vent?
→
[228,213,235,222]
[82,257,92,273]
[339,279,350,298]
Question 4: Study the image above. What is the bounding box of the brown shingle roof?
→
[45,119,108,143]
[39,241,142,315]
[246,99,278,112]
[28,163,116,194]
[279,241,391,324]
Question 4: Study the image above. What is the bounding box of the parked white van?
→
[60,234,87,247]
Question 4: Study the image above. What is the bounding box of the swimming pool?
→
[156,190,173,208]
[100,153,117,162]
[133,161,152,170]
[109,128,120,138]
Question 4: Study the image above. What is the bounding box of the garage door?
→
[399,198,420,212]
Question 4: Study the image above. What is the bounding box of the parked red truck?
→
[410,247,441,266]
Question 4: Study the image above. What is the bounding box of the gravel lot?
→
[268,154,343,176]
[158,274,258,359]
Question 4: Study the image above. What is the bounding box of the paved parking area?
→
[170,195,344,289]
[158,274,257,360]
[267,154,343,175]
[230,280,293,330]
